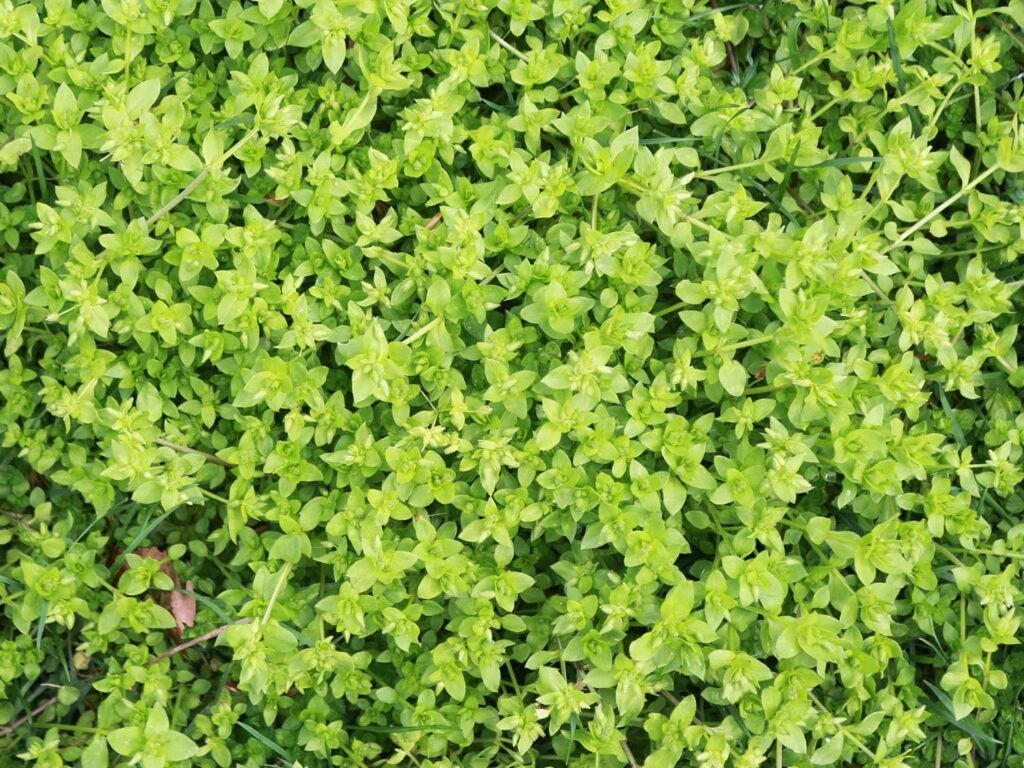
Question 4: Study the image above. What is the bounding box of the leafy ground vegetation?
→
[4,0,1024,766]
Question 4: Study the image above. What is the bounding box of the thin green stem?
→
[655,301,686,318]
[793,48,832,76]
[935,544,966,568]
[146,127,258,227]
[994,355,1015,374]
[952,545,1024,561]
[488,30,529,61]
[97,578,121,595]
[147,168,210,226]
[198,487,230,504]
[860,270,893,305]
[373,248,414,272]
[808,541,856,596]
[402,316,443,345]
[682,212,723,237]
[885,164,1000,254]
[505,661,522,699]
[809,96,840,123]
[928,76,965,131]
[696,334,775,357]
[809,693,875,761]
[155,437,234,468]
[960,593,967,645]
[622,739,640,768]
[928,242,1004,259]
[695,157,771,179]
[258,563,292,629]
[27,723,106,734]
[996,17,1024,53]
[924,39,961,62]
[744,382,784,395]
[124,30,131,87]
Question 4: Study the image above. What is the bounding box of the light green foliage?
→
[2,0,1024,766]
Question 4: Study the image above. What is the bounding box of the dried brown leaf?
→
[168,580,197,636]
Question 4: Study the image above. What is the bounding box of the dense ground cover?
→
[3,0,1024,765]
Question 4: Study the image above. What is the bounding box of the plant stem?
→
[885,164,1000,254]
[952,545,1024,561]
[150,619,251,664]
[488,30,529,61]
[744,383,782,395]
[155,437,234,468]
[793,47,832,75]
[198,487,230,504]
[695,334,775,358]
[259,563,292,628]
[809,96,840,123]
[683,212,723,236]
[696,156,771,178]
[935,544,966,568]
[655,301,686,318]
[31,723,106,734]
[0,696,59,739]
[505,661,522,698]
[402,316,443,345]
[960,593,967,645]
[124,30,131,87]
[146,168,210,226]
[146,127,258,227]
[859,271,893,304]
[809,693,875,761]
[622,739,640,768]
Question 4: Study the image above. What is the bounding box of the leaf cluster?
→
[4,0,1024,767]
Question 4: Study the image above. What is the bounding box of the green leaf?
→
[165,731,200,762]
[258,0,284,17]
[0,1,1020,764]
[107,727,145,756]
[949,146,971,187]
[287,20,320,47]
[147,604,179,630]
[922,681,1002,754]
[718,359,747,397]
[81,736,109,768]
[811,734,844,764]
[236,721,293,761]
[126,78,162,115]
[322,35,347,74]
[330,89,380,144]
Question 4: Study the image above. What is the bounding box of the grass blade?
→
[886,19,923,136]
[236,721,294,761]
[934,385,968,449]
[777,140,801,202]
[111,510,174,573]
[922,681,1001,756]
